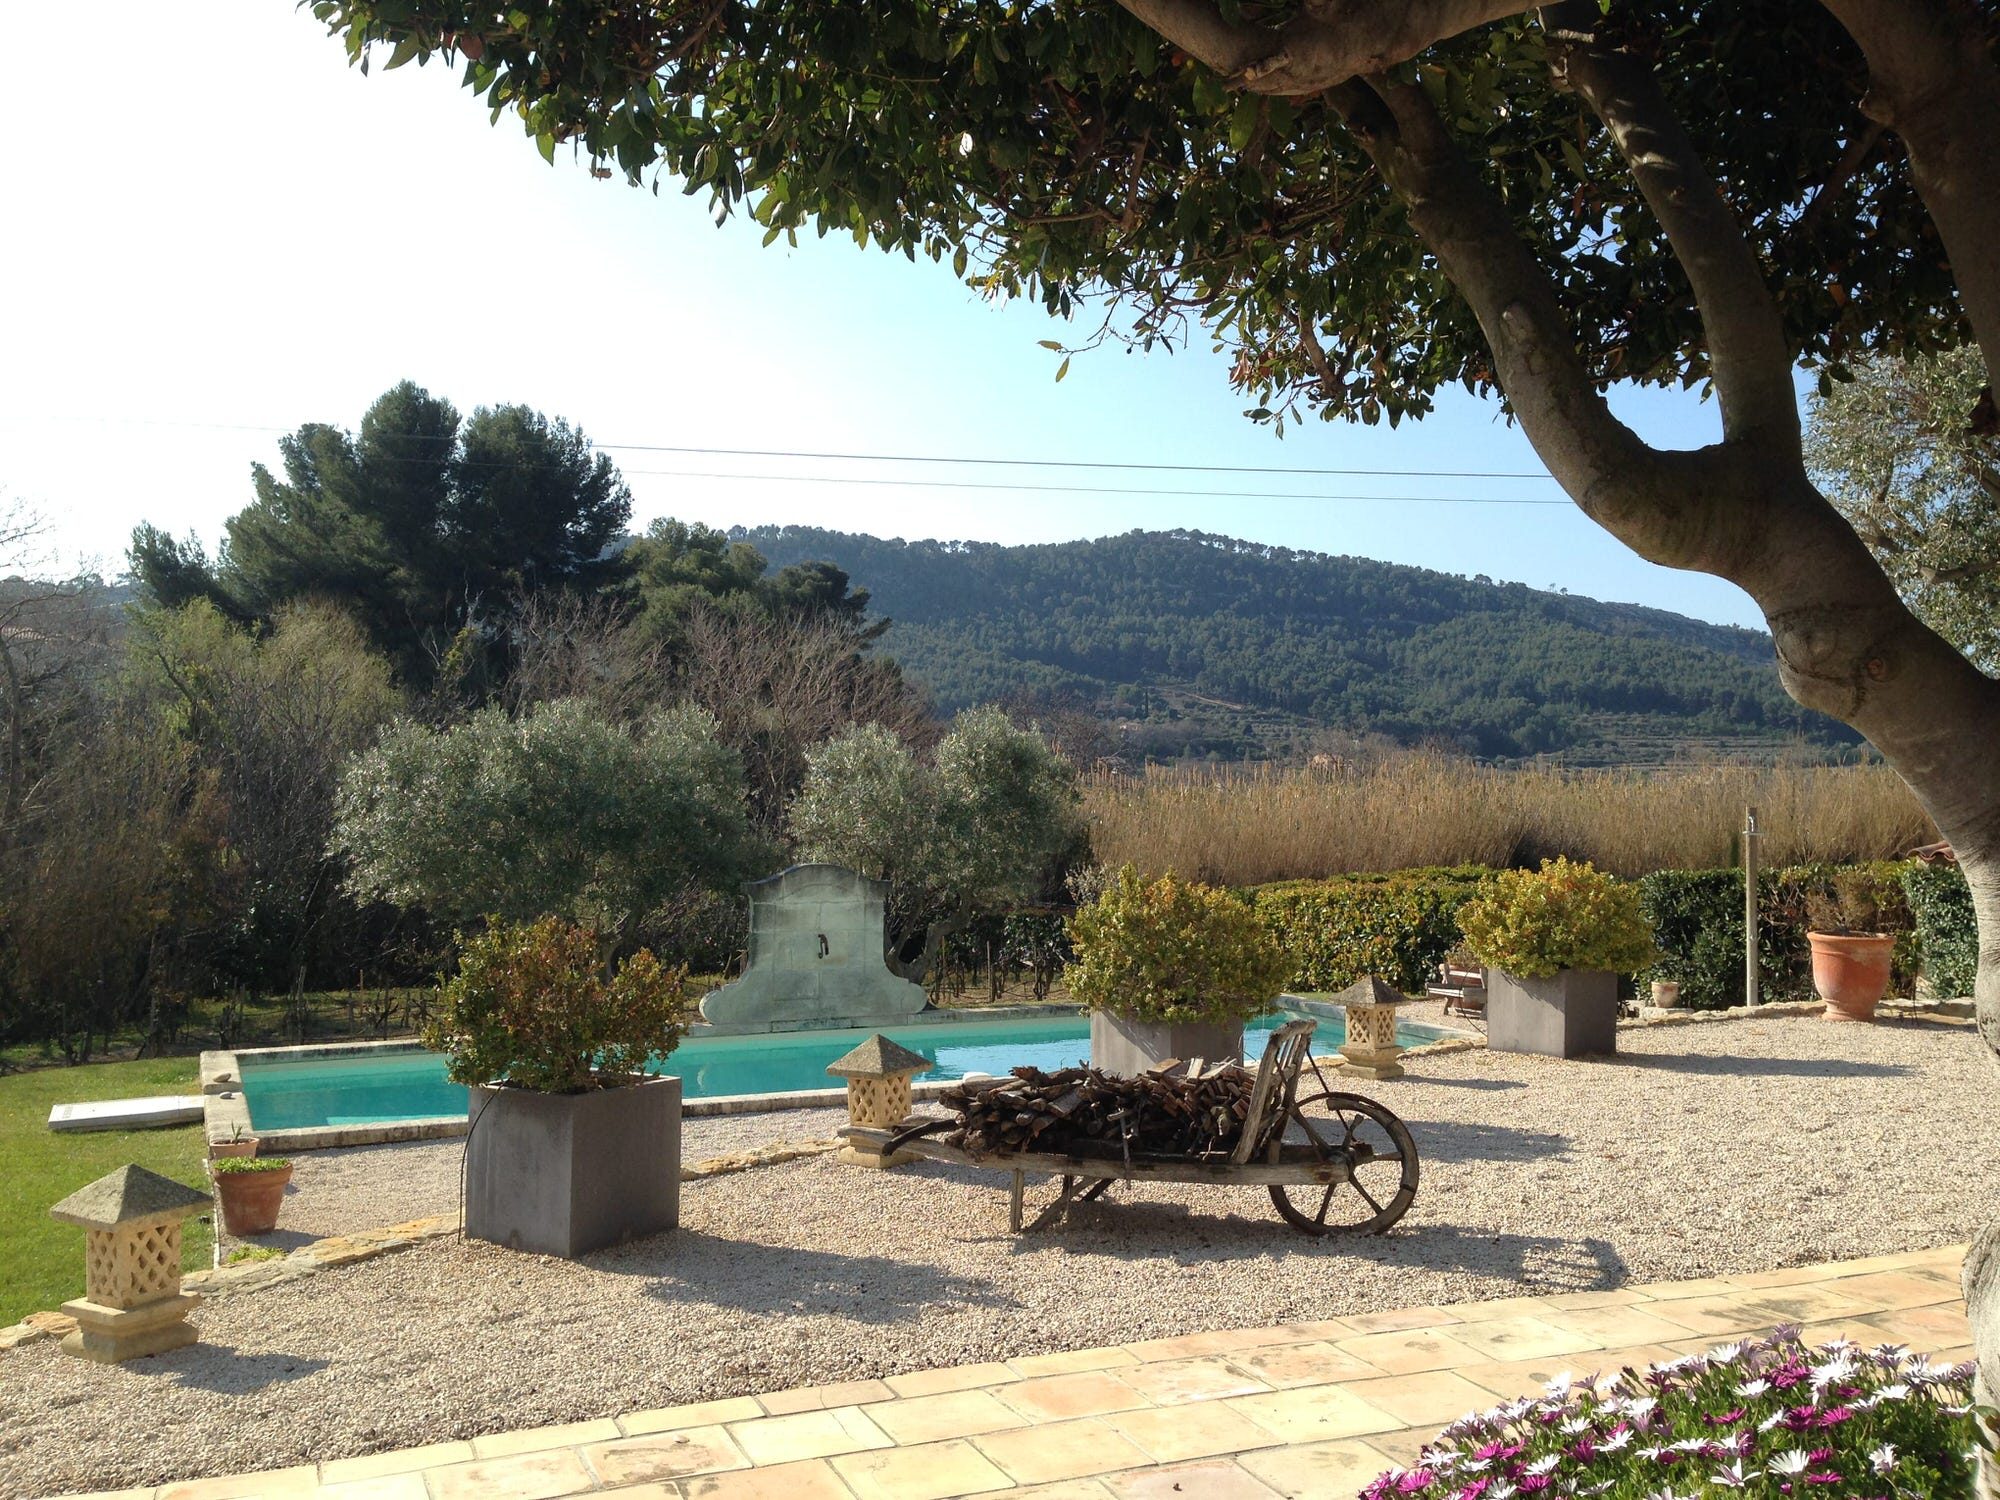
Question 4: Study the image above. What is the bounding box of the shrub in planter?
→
[425,917,693,1256]
[1803,867,1912,1023]
[1067,865,1289,1073]
[1253,867,1495,997]
[1459,858,1656,1058]
[1362,1329,1990,1500]
[211,1156,293,1237]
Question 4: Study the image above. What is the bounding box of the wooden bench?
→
[1426,958,1487,1019]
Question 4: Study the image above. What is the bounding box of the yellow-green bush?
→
[1456,858,1657,979]
[1251,868,1493,995]
[1065,866,1289,1025]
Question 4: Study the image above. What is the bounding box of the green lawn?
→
[0,1058,213,1326]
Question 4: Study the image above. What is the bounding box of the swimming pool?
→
[237,1010,1458,1131]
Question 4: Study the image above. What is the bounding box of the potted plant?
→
[1066,865,1291,1075]
[209,1123,258,1160]
[1805,868,1905,1023]
[1457,857,1657,1058]
[212,1157,292,1236]
[425,916,692,1258]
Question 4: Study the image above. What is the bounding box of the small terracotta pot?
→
[1807,931,1896,1023]
[1650,981,1682,1009]
[209,1138,258,1160]
[214,1164,292,1236]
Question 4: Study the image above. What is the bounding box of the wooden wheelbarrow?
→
[841,1019,1420,1235]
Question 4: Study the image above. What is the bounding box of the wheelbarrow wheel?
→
[1267,1091,1419,1236]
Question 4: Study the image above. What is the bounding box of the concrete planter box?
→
[1089,1012,1245,1076]
[1487,969,1618,1058]
[466,1073,681,1258]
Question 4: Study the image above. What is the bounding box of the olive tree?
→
[789,706,1085,981]
[1807,347,2000,671]
[310,0,2000,1432]
[333,698,760,953]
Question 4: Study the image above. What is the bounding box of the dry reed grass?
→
[1082,754,1936,885]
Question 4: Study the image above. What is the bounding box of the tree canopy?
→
[130,381,632,677]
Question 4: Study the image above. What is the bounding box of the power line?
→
[17,413,1562,485]
[617,467,1573,506]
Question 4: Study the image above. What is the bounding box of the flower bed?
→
[1363,1329,1988,1499]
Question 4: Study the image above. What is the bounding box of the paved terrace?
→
[59,1243,1971,1500]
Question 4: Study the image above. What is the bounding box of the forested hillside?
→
[737,527,1858,764]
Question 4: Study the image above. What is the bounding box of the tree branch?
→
[1541,2,1800,455]
[1819,0,2000,383]
[1115,0,1537,94]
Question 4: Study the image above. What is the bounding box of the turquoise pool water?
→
[238,1011,1454,1130]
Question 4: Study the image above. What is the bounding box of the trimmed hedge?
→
[1252,867,1494,996]
[1903,861,1978,1000]
[1255,859,1957,1009]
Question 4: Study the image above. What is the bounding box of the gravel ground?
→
[7,1014,1995,1498]
[218,1110,851,1253]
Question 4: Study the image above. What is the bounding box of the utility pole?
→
[1744,805,1761,1008]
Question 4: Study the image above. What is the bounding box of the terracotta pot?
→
[209,1138,258,1160]
[214,1163,292,1236]
[1649,981,1682,1009]
[1807,931,1895,1023]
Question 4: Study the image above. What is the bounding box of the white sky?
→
[0,0,1771,630]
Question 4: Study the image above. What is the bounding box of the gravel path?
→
[218,1110,850,1253]
[8,1014,1996,1498]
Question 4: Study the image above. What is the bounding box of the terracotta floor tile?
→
[1117,1355,1272,1406]
[994,1371,1148,1423]
[1006,1348,1139,1379]
[976,1484,1112,1500]
[1336,1306,1460,1336]
[760,1380,897,1416]
[1639,1294,1774,1337]
[1225,1340,1383,1390]
[1874,1302,1973,1348]
[1457,1345,1678,1401]
[318,1443,476,1485]
[866,1390,1029,1446]
[1362,1425,1439,1468]
[1120,1330,1266,1362]
[1104,1401,1285,1464]
[972,1418,1152,1486]
[1340,1370,1495,1427]
[1435,1295,1559,1323]
[1724,1265,1856,1291]
[1446,1317,1602,1364]
[1332,1327,1485,1376]
[1258,1318,1355,1342]
[831,1439,1015,1500]
[159,1469,318,1500]
[471,1419,623,1461]
[1538,1304,1695,1350]
[887,1363,1021,1399]
[1100,1459,1281,1499]
[729,1407,895,1467]
[1540,1288,1656,1311]
[582,1425,750,1486]
[424,1450,597,1500]
[312,1477,427,1500]
[1741,1285,1878,1326]
[1641,1277,1746,1302]
[1226,1385,1404,1444]
[1823,1270,1967,1311]
[619,1397,766,1435]
[680,1458,857,1499]
[1236,1437,1399,1500]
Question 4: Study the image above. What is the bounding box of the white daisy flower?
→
[1736,1377,1772,1399]
[1767,1449,1812,1476]
[1869,1442,1898,1475]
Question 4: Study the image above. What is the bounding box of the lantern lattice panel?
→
[846,1074,913,1129]
[1347,1007,1399,1050]
[84,1222,182,1308]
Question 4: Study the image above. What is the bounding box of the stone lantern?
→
[827,1034,931,1168]
[1334,975,1411,1081]
[49,1165,210,1363]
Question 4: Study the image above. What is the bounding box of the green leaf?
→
[1055,356,1071,382]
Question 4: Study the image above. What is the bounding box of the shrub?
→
[1636,870,1802,1011]
[1252,869,1495,995]
[1364,1331,1988,1500]
[1457,857,1657,978]
[1065,865,1289,1025]
[1904,861,1979,999]
[422,917,691,1094]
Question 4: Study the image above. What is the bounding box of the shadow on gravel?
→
[1404,1119,1572,1165]
[1593,1054,1911,1080]
[152,1349,332,1393]
[611,1230,1023,1321]
[1407,1076,1528,1091]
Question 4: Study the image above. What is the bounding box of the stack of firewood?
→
[931,1061,1257,1160]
